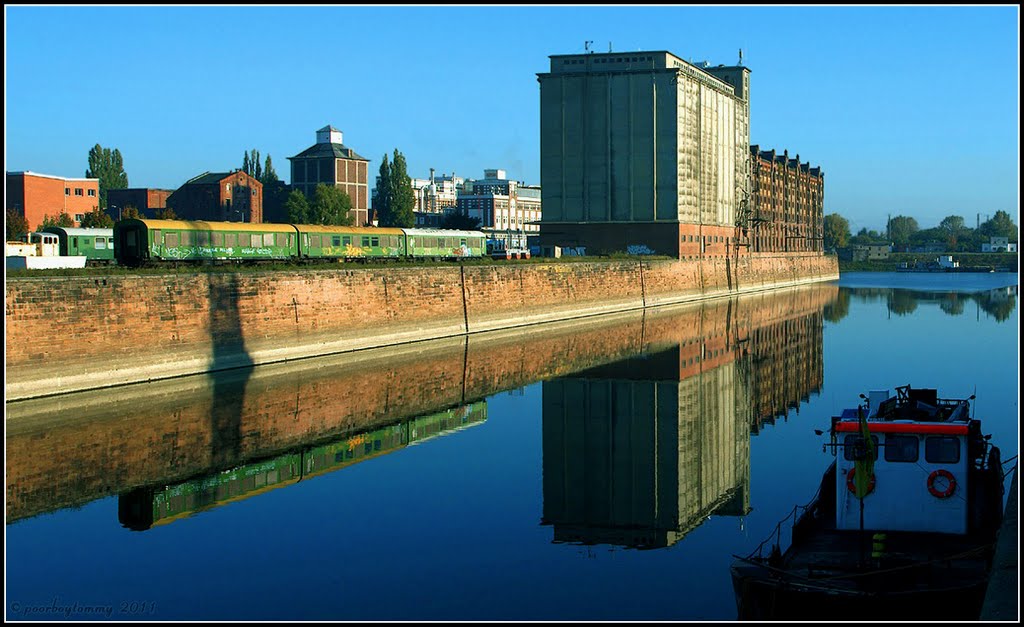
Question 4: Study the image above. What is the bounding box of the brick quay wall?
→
[4,253,838,401]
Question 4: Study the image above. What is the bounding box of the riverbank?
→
[838,252,1018,273]
[5,253,837,400]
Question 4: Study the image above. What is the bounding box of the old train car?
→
[296,225,407,261]
[42,227,116,265]
[114,219,299,265]
[403,228,486,260]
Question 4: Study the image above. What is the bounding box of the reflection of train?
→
[117,401,487,530]
[114,218,490,266]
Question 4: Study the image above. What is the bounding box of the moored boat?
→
[731,385,1008,620]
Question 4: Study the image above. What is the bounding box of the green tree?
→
[40,212,75,229]
[243,151,251,176]
[849,228,885,245]
[155,207,178,220]
[938,215,969,250]
[387,150,415,228]
[119,205,142,220]
[886,215,918,249]
[80,208,115,228]
[310,184,354,226]
[978,210,1017,240]
[262,155,279,184]
[284,189,311,224]
[441,210,481,231]
[6,207,30,240]
[823,213,850,251]
[85,143,129,209]
[374,153,393,226]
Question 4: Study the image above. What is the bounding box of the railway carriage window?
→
[197,232,210,246]
[460,238,467,246]
[263,233,274,247]
[842,434,879,461]
[165,233,179,247]
[362,236,370,247]
[212,233,224,246]
[181,232,192,245]
[288,234,294,248]
[276,233,287,247]
[343,236,351,246]
[884,435,919,462]
[225,233,237,247]
[96,238,106,249]
[371,237,379,247]
[925,436,961,464]
[251,234,261,247]
[332,236,341,246]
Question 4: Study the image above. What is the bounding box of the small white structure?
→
[981,237,1016,253]
[6,232,87,269]
[936,255,959,269]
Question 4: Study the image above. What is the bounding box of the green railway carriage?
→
[296,225,407,261]
[114,219,299,265]
[403,228,487,259]
[42,227,116,264]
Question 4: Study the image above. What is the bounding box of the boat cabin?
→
[831,386,979,535]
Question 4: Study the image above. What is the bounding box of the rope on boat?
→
[745,477,826,560]
[1002,456,1018,480]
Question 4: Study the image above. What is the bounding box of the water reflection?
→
[6,283,838,527]
[834,286,1018,322]
[541,292,826,550]
[118,401,487,530]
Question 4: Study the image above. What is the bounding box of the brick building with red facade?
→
[166,170,263,223]
[289,126,370,226]
[6,171,100,229]
[748,146,824,253]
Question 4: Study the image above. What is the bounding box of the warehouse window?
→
[88,189,96,197]
[75,188,83,196]
[65,188,70,196]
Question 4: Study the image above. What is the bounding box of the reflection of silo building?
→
[541,344,751,550]
[537,50,750,258]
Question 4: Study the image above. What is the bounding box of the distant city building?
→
[106,188,173,220]
[537,50,750,257]
[166,170,263,223]
[456,169,541,248]
[411,169,464,214]
[749,146,824,253]
[5,171,99,229]
[981,236,1016,253]
[289,125,370,226]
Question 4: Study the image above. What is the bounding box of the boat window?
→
[925,436,961,464]
[842,434,879,461]
[883,435,919,462]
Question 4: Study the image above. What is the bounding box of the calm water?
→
[5,272,1019,621]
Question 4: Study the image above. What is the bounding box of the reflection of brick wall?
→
[5,256,838,401]
[5,282,837,522]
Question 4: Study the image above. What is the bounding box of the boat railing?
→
[741,472,828,562]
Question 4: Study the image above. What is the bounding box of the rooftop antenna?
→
[584,40,593,53]
[738,48,744,66]
[608,42,612,52]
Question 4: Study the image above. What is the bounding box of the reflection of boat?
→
[731,385,1006,620]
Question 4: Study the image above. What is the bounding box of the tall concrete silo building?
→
[537,50,750,258]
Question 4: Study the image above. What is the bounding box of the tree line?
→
[823,211,1018,253]
[7,143,484,242]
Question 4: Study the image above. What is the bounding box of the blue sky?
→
[4,5,1019,233]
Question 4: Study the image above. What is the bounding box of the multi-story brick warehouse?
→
[166,170,263,223]
[537,50,750,258]
[748,146,823,253]
[6,171,100,229]
[289,125,370,226]
[106,188,173,220]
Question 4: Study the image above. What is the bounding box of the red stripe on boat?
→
[834,422,969,435]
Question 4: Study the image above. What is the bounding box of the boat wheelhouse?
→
[731,385,1007,621]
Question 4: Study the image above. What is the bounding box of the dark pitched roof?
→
[288,143,368,161]
[182,171,231,186]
